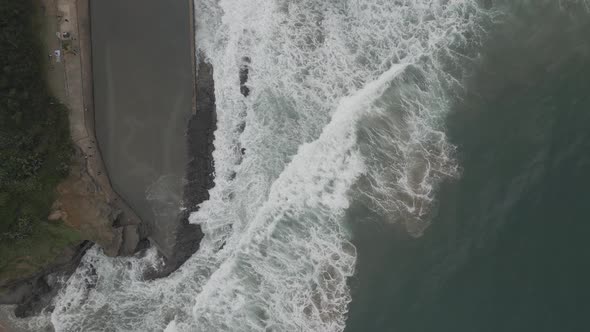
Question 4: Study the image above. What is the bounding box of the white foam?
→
[45,1,490,331]
[164,320,178,332]
[190,64,406,331]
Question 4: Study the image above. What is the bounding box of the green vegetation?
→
[0,0,80,282]
[0,221,80,284]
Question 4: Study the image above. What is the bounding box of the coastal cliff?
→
[162,55,217,275]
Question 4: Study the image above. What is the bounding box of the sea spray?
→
[188,64,407,331]
[47,1,490,330]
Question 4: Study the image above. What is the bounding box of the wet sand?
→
[90,0,195,257]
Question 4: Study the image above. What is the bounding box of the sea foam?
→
[47,1,488,331]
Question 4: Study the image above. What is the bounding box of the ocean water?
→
[12,0,590,331]
[346,1,590,331]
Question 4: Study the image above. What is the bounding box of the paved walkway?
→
[39,0,66,101]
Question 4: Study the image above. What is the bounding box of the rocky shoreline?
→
[0,241,93,318]
[1,0,217,318]
[153,55,217,278]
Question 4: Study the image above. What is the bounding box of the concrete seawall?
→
[146,1,217,277]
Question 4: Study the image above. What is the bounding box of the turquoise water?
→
[346,2,590,331]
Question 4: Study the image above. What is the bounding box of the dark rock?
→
[171,55,216,268]
[183,55,217,213]
[0,241,93,317]
[118,225,140,256]
[237,121,246,134]
[240,56,250,97]
[134,238,151,254]
[146,54,216,279]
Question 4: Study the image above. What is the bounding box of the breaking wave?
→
[43,0,492,331]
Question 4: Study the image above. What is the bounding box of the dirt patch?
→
[51,149,123,256]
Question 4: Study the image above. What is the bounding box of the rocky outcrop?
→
[146,56,216,279]
[185,56,217,213]
[173,56,217,265]
[2,0,216,317]
[0,147,144,316]
[51,147,140,257]
[0,241,93,317]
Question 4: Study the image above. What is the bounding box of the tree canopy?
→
[0,0,72,240]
